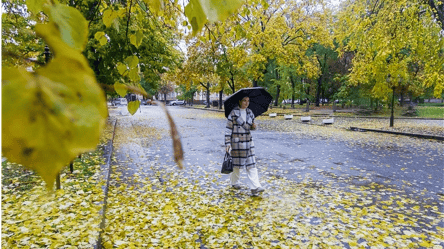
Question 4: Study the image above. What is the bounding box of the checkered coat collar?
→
[231,106,254,125]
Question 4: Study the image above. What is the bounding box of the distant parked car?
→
[113,98,128,105]
[169,100,186,106]
[294,99,307,104]
[141,99,153,105]
[281,99,292,104]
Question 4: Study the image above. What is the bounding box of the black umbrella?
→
[224,87,273,118]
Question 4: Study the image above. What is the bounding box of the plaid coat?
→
[225,107,256,169]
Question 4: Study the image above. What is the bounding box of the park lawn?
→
[189,104,444,119]
[416,106,444,118]
[418,102,444,107]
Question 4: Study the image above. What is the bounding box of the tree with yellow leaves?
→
[335,0,443,103]
[233,0,331,104]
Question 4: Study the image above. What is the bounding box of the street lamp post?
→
[43,45,51,64]
[390,86,395,127]
[44,45,61,189]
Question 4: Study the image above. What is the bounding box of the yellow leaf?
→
[144,0,164,14]
[348,241,358,246]
[125,55,139,69]
[114,82,127,97]
[103,241,113,249]
[184,0,207,36]
[116,62,128,76]
[184,0,243,35]
[129,30,143,48]
[127,100,140,115]
[199,0,243,23]
[94,31,108,46]
[26,0,47,15]
[1,20,107,188]
[1,67,105,188]
[419,241,433,247]
[129,68,140,82]
[117,8,126,17]
[102,9,116,28]
[47,4,88,51]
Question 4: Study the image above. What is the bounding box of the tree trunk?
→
[253,79,258,87]
[390,86,395,127]
[163,93,167,104]
[290,75,295,108]
[219,90,223,109]
[426,0,444,31]
[229,73,236,93]
[274,85,280,106]
[231,77,236,93]
[315,76,322,107]
[274,69,280,106]
[400,91,404,107]
[206,82,210,108]
[321,88,325,106]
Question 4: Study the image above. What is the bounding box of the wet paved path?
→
[99,105,444,247]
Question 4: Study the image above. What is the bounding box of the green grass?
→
[416,106,444,118]
[417,102,444,107]
[1,149,105,192]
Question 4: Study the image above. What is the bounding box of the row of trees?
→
[3,0,442,108]
[164,0,443,108]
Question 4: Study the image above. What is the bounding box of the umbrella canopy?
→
[224,87,273,118]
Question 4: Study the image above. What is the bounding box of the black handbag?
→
[221,152,233,174]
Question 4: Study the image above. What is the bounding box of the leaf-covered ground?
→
[186,105,443,137]
[2,107,443,248]
[1,119,115,248]
[103,154,444,248]
[258,116,444,143]
[101,109,444,248]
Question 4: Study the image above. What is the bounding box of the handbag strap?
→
[225,152,231,159]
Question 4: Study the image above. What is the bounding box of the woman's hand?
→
[251,123,257,130]
[226,145,231,153]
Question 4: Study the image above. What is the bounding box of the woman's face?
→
[239,97,250,109]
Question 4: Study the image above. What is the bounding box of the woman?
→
[225,96,265,195]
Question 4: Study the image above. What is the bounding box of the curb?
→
[349,127,444,141]
[182,106,224,113]
[332,116,444,120]
[95,119,118,249]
